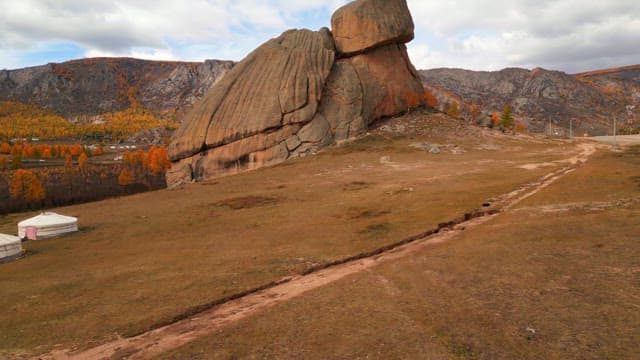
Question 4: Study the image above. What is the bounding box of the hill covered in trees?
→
[419,66,640,136]
[1,58,234,138]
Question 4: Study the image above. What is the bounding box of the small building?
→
[18,212,78,240]
[0,234,22,263]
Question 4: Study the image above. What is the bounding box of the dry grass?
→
[0,114,581,358]
[158,145,640,360]
[213,195,281,210]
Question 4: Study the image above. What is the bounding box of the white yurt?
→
[0,234,22,263]
[18,212,78,240]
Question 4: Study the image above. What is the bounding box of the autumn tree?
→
[0,101,176,141]
[514,122,528,133]
[446,101,460,117]
[491,112,501,127]
[9,169,45,203]
[78,153,89,169]
[404,89,422,112]
[470,103,480,121]
[501,104,514,129]
[0,156,8,170]
[21,143,33,158]
[70,144,83,156]
[64,154,73,170]
[41,145,52,158]
[76,152,89,183]
[118,168,136,186]
[147,146,171,175]
[11,154,22,169]
[423,89,438,108]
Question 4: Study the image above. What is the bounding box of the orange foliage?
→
[69,144,84,156]
[404,90,422,111]
[515,122,529,133]
[0,101,177,141]
[446,101,460,117]
[0,101,73,139]
[78,153,89,169]
[9,169,45,202]
[64,154,73,169]
[492,112,501,126]
[423,89,438,108]
[119,146,171,185]
[600,85,621,95]
[118,168,136,186]
[90,108,178,140]
[0,156,7,170]
[0,142,99,160]
[470,103,480,120]
[147,146,171,175]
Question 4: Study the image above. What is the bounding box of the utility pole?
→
[570,119,573,140]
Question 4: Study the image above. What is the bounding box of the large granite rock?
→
[167,0,423,186]
[331,0,414,55]
[344,43,424,124]
[168,28,335,163]
[319,43,424,141]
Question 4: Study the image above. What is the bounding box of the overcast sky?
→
[1,0,639,73]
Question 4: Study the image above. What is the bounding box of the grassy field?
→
[158,145,640,359]
[0,113,584,358]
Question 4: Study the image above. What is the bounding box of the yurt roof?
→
[0,233,21,245]
[18,212,77,227]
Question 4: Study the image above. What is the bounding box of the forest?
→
[0,142,171,214]
[0,101,177,142]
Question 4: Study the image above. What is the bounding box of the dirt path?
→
[40,142,597,360]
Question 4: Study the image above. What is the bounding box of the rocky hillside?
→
[2,50,638,139]
[420,66,640,136]
[0,57,234,122]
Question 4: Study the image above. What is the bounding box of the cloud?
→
[406,0,640,73]
[0,0,638,73]
[0,0,347,68]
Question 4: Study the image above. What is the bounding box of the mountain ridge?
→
[420,65,639,135]
[0,57,235,123]
[2,57,639,136]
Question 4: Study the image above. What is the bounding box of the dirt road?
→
[590,134,640,147]
[40,142,598,360]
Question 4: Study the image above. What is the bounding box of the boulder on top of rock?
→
[331,0,414,55]
[168,28,335,162]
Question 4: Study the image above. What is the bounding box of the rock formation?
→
[167,0,424,186]
[331,0,415,55]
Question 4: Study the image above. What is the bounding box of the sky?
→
[1,0,639,73]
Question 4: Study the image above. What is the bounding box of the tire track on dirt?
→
[39,142,597,360]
